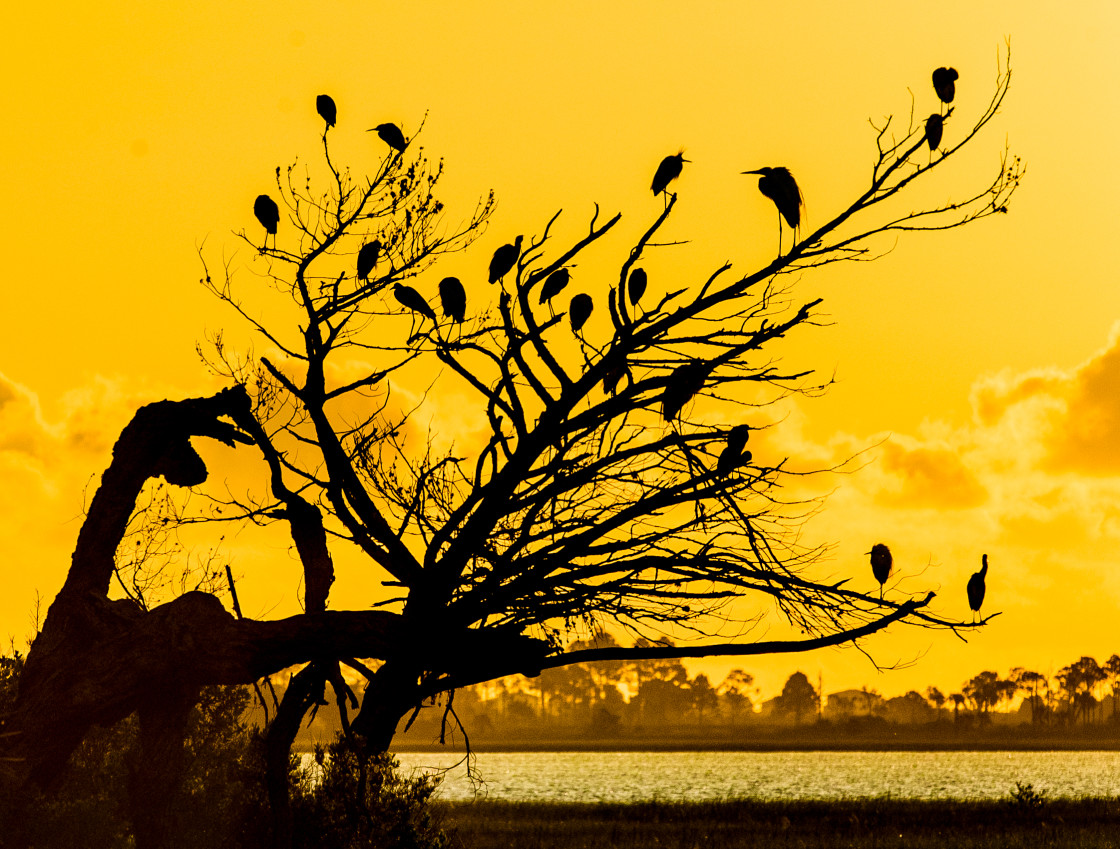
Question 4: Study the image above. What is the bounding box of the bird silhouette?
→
[868,543,892,599]
[742,167,803,255]
[717,424,751,475]
[393,283,435,320]
[254,195,279,244]
[489,236,523,284]
[932,67,958,107]
[538,268,570,305]
[368,122,407,153]
[967,553,988,623]
[628,268,647,305]
[439,277,466,323]
[651,153,688,199]
[569,293,593,333]
[316,94,337,128]
[924,114,944,152]
[661,360,715,422]
[357,240,382,281]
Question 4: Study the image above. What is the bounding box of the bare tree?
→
[2,52,1018,849]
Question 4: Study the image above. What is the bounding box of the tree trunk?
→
[351,661,422,752]
[265,665,324,849]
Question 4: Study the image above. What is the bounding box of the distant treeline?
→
[384,636,1120,740]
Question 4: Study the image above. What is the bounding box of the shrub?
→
[291,734,448,849]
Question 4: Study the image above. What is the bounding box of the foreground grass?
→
[439,797,1120,848]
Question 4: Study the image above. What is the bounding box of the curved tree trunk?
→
[0,388,408,848]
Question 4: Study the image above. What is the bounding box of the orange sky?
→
[3,2,1120,701]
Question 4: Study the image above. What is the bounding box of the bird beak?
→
[741,170,762,175]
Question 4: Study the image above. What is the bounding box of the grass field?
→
[438,796,1120,848]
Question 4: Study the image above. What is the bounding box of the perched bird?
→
[368,122,407,153]
[924,113,944,151]
[717,424,751,475]
[254,195,279,237]
[967,554,988,623]
[569,293,593,332]
[868,543,892,599]
[628,268,647,305]
[438,277,466,323]
[489,235,523,284]
[651,152,688,198]
[661,360,715,422]
[742,166,803,255]
[932,67,959,105]
[316,94,337,128]
[357,240,382,281]
[538,268,571,304]
[393,283,435,320]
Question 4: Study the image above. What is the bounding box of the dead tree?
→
[2,53,1019,849]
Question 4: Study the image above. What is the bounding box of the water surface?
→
[388,750,1120,802]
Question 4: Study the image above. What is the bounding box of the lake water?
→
[383,751,1120,802]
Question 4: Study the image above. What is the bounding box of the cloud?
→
[875,441,988,510]
[971,322,1120,476]
[0,372,63,461]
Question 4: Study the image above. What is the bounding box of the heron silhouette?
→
[967,554,988,623]
[438,277,466,323]
[253,195,279,247]
[662,360,715,422]
[651,152,688,205]
[569,293,593,333]
[393,283,435,320]
[925,114,944,152]
[717,424,751,475]
[488,236,523,284]
[357,240,381,281]
[868,543,892,599]
[628,268,647,305]
[368,122,407,153]
[742,167,803,256]
[538,268,571,305]
[316,94,336,128]
[932,67,958,111]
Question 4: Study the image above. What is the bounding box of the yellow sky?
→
[3,2,1120,701]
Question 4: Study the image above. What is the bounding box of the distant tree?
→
[775,672,819,724]
[536,664,594,720]
[571,632,626,715]
[626,642,689,724]
[963,671,1016,721]
[689,673,719,723]
[949,692,966,724]
[861,686,887,718]
[719,669,756,724]
[884,690,935,724]
[1104,655,1120,722]
[826,692,855,721]
[925,686,946,721]
[1057,657,1107,725]
[3,56,1019,848]
[1010,668,1050,726]
[635,677,692,724]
